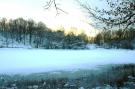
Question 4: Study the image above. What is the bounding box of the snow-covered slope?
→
[0,48,135,74]
[0,35,32,48]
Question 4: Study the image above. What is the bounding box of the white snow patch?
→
[86,44,97,49]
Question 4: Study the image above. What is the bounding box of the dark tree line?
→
[0,17,87,49]
[94,28,135,49]
[0,17,135,49]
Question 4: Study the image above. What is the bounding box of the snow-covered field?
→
[0,48,135,74]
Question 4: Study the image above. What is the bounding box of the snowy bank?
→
[0,48,135,74]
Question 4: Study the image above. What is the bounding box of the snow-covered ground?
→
[0,35,32,48]
[0,48,135,74]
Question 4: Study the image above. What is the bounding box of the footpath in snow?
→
[0,48,135,74]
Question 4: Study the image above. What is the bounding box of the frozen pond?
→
[0,48,135,74]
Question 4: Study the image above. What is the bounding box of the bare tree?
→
[79,0,135,30]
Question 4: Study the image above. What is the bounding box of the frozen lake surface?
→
[0,48,135,74]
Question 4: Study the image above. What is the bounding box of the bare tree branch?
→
[44,0,68,15]
[79,0,135,30]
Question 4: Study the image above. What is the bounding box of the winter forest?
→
[0,0,135,89]
[1,17,135,49]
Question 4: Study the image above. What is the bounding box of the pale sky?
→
[0,0,102,36]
